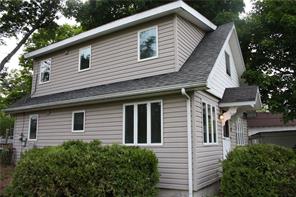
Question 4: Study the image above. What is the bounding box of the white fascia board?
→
[24,1,216,59]
[5,82,206,113]
[219,101,255,108]
[248,126,296,136]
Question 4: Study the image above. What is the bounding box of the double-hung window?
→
[202,102,217,144]
[28,115,38,140]
[39,59,51,84]
[123,101,162,145]
[72,111,85,132]
[225,51,231,76]
[79,46,91,71]
[138,26,158,61]
[236,118,245,145]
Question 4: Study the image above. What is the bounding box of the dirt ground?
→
[0,164,14,195]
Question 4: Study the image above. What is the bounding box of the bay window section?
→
[202,102,218,144]
[124,101,162,145]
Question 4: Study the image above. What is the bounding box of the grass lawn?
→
[0,164,14,195]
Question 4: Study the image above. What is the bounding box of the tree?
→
[0,24,82,137]
[242,0,296,121]
[64,0,244,31]
[0,0,63,72]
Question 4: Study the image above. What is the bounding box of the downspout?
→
[181,88,193,197]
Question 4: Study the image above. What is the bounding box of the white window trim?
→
[72,110,85,132]
[202,100,218,145]
[78,45,91,72]
[39,58,51,85]
[28,114,38,141]
[236,118,245,145]
[225,51,231,77]
[123,100,163,146]
[137,26,158,62]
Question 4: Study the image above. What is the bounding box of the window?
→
[79,46,91,71]
[123,101,162,145]
[28,115,38,140]
[72,111,85,132]
[223,120,230,138]
[202,102,217,144]
[225,51,231,76]
[39,59,51,83]
[236,118,245,145]
[138,26,158,61]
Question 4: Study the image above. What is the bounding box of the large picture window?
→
[39,59,51,84]
[28,115,38,140]
[72,111,85,132]
[138,26,158,61]
[202,102,217,144]
[123,101,162,145]
[79,46,91,71]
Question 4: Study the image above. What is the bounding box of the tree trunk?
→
[0,27,37,72]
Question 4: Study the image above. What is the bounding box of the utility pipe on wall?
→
[181,88,193,197]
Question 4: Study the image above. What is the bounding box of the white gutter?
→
[181,88,193,197]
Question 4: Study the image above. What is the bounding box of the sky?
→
[0,0,253,73]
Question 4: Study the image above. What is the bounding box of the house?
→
[5,1,262,197]
[247,112,296,149]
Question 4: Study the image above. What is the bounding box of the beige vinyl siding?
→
[31,16,176,97]
[176,16,205,71]
[207,37,240,98]
[13,94,189,190]
[193,91,223,190]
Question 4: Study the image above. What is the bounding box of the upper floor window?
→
[123,100,162,145]
[28,114,38,140]
[202,102,217,144]
[225,51,231,76]
[79,46,91,71]
[138,26,158,61]
[39,59,51,84]
[72,110,85,132]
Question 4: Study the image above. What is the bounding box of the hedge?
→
[221,144,296,197]
[5,140,159,197]
[0,145,13,165]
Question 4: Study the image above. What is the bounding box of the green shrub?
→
[221,144,296,197]
[6,140,159,197]
[0,146,13,165]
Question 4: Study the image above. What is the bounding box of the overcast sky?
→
[0,0,253,73]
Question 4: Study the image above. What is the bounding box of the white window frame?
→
[28,114,38,141]
[39,58,51,84]
[123,100,163,146]
[225,51,231,77]
[202,100,218,145]
[72,110,85,132]
[236,118,245,145]
[137,26,158,62]
[78,46,91,72]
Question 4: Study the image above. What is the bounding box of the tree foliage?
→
[0,24,82,137]
[64,0,244,30]
[0,0,63,71]
[242,0,296,121]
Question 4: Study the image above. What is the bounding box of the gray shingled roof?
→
[7,22,234,112]
[220,86,259,103]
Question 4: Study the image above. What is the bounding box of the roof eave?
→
[5,83,207,114]
[24,1,216,59]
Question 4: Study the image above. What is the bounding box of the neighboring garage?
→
[247,112,296,149]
